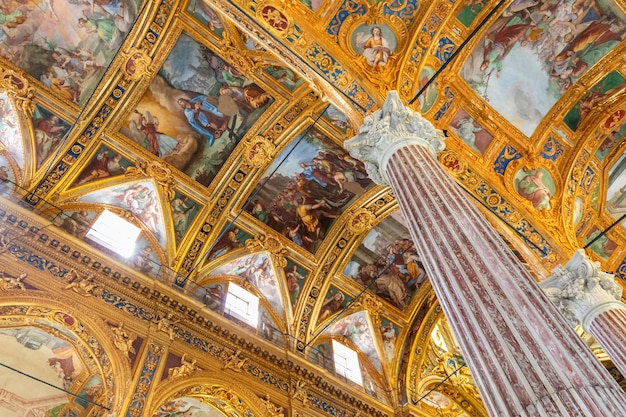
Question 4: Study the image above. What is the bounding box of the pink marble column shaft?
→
[588,308,626,377]
[387,145,626,416]
[345,92,626,416]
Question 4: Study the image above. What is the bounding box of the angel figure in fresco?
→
[356,26,392,69]
[177,96,230,146]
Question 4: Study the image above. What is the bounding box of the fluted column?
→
[345,91,626,417]
[541,249,626,377]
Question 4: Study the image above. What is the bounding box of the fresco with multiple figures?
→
[0,326,104,416]
[326,311,382,372]
[32,105,71,169]
[606,153,626,225]
[247,126,372,252]
[153,397,228,417]
[120,33,273,187]
[0,93,23,167]
[210,253,284,317]
[514,168,555,211]
[79,181,166,246]
[450,108,493,154]
[563,71,626,132]
[187,0,224,36]
[73,145,133,186]
[461,0,626,136]
[344,211,426,310]
[0,0,140,106]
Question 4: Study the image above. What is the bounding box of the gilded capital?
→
[540,249,625,330]
[344,91,445,185]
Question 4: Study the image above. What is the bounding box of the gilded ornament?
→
[154,311,179,340]
[439,151,465,176]
[127,160,175,200]
[291,377,310,407]
[64,270,103,297]
[112,322,136,357]
[263,394,284,417]
[168,353,198,378]
[0,270,26,291]
[0,70,35,118]
[222,348,248,372]
[258,3,292,36]
[346,208,374,234]
[122,48,153,81]
[242,136,275,168]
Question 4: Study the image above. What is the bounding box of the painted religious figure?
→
[563,71,625,132]
[344,211,426,310]
[120,32,273,186]
[247,126,372,252]
[32,105,70,169]
[0,0,140,106]
[153,397,232,417]
[584,226,617,260]
[514,168,555,210]
[73,145,132,186]
[0,93,24,168]
[352,24,396,70]
[461,0,626,136]
[326,311,382,372]
[450,109,493,154]
[606,153,626,224]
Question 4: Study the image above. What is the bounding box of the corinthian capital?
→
[540,249,624,329]
[344,91,446,186]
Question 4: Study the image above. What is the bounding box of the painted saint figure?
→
[356,26,392,69]
[516,170,551,210]
[177,96,229,146]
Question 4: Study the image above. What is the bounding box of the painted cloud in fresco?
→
[461,1,626,136]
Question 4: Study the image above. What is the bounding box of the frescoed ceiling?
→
[1,0,625,414]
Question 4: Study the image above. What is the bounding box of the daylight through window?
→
[332,339,362,385]
[225,282,259,327]
[86,209,141,258]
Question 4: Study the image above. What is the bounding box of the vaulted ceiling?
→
[0,0,625,415]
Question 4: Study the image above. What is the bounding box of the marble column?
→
[345,91,626,417]
[540,249,626,377]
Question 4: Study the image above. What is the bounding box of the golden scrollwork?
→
[346,208,375,234]
[121,47,154,82]
[0,270,26,291]
[0,69,35,118]
[168,353,198,379]
[242,135,275,169]
[245,233,288,268]
[126,160,175,200]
